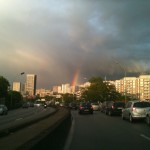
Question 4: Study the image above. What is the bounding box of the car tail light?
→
[80,106,83,109]
[112,106,114,109]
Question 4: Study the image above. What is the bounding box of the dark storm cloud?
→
[0,0,150,88]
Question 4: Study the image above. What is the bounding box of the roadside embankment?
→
[0,108,71,150]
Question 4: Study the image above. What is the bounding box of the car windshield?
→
[134,102,150,108]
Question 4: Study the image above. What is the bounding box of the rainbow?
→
[71,69,79,86]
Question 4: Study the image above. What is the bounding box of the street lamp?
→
[113,60,127,103]
[11,72,25,108]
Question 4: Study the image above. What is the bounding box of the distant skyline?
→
[0,0,150,88]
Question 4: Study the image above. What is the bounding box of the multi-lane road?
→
[0,106,55,131]
[1,108,150,150]
[64,110,150,150]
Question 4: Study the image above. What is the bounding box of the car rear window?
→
[92,103,98,105]
[114,102,125,107]
[82,103,91,107]
[134,102,150,108]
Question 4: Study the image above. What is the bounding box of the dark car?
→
[105,101,125,116]
[0,104,8,115]
[78,102,93,114]
[22,102,29,108]
[69,103,77,110]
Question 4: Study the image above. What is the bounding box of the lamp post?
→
[114,60,127,103]
[11,72,25,108]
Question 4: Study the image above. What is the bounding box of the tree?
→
[81,77,121,102]
[62,93,75,104]
[6,91,23,109]
[0,76,10,104]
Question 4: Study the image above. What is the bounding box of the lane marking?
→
[140,134,150,141]
[63,115,75,150]
[15,118,23,121]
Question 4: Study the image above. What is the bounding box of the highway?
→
[64,110,150,150]
[1,108,150,150]
[0,106,55,131]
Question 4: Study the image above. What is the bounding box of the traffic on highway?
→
[0,104,55,132]
[64,105,150,150]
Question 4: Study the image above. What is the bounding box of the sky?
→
[0,0,150,88]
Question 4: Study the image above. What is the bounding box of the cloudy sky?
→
[0,0,150,88]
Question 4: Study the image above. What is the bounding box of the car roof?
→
[128,100,149,103]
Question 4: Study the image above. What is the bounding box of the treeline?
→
[0,76,23,109]
[80,77,129,103]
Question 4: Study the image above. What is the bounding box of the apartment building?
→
[138,75,150,100]
[12,82,21,92]
[36,88,52,97]
[25,74,37,96]
[62,84,71,94]
[114,75,150,100]
[53,86,62,94]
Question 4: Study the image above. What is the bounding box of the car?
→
[78,102,93,114]
[146,109,150,126]
[22,102,29,108]
[69,103,77,110]
[105,101,125,116]
[91,103,100,111]
[100,101,113,113]
[29,102,34,107]
[0,104,8,115]
[34,101,43,107]
[122,100,150,122]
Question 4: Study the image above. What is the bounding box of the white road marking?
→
[15,118,23,121]
[63,115,75,150]
[141,134,150,141]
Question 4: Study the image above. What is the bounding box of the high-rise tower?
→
[26,74,37,96]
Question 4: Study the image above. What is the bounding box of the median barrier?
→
[0,107,71,150]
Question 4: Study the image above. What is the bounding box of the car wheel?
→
[129,114,133,123]
[146,115,150,126]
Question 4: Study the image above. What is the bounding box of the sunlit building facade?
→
[53,86,62,94]
[114,75,150,100]
[138,75,150,100]
[25,74,37,96]
[12,82,21,92]
[36,88,52,97]
[62,84,71,94]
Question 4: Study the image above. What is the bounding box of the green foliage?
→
[6,91,23,109]
[0,76,10,98]
[62,93,76,103]
[81,76,122,102]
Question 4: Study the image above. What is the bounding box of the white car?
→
[91,103,100,111]
[122,100,150,122]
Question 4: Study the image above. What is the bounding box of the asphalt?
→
[0,107,71,150]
